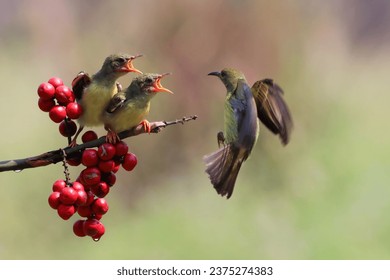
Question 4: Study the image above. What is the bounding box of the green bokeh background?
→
[0,0,389,259]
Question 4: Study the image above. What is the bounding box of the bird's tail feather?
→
[203,144,243,199]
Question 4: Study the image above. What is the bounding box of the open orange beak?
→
[120,54,143,74]
[153,73,173,94]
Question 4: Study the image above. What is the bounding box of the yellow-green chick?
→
[103,73,173,143]
[70,53,143,146]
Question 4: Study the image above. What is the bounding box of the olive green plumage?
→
[204,68,293,199]
[102,73,173,142]
[69,53,143,146]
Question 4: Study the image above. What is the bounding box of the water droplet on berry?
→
[93,237,100,242]
[14,169,22,173]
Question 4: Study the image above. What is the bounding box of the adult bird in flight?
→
[204,68,293,199]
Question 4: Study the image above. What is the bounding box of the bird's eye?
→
[145,78,153,84]
[116,57,126,64]
[220,71,226,77]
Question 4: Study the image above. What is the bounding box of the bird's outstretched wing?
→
[72,71,92,101]
[251,79,293,145]
[105,92,126,113]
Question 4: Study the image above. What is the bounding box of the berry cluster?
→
[38,77,138,241]
[37,77,83,138]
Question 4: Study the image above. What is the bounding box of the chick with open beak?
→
[69,53,143,146]
[103,73,173,143]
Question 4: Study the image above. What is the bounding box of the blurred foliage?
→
[0,0,390,259]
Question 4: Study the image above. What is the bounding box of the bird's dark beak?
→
[119,54,143,74]
[154,73,173,94]
[208,71,221,77]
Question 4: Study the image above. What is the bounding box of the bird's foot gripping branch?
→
[0,76,197,241]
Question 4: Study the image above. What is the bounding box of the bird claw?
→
[217,131,226,148]
[68,140,78,148]
[106,130,120,144]
[140,120,151,134]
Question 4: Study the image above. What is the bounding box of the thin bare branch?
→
[0,115,197,172]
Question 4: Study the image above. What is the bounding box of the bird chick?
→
[103,72,173,144]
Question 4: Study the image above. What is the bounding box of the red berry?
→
[59,120,77,137]
[66,152,82,166]
[73,219,86,237]
[52,179,66,192]
[49,105,67,123]
[115,141,129,156]
[112,162,121,173]
[98,160,115,173]
[83,218,102,237]
[75,190,88,206]
[57,204,76,220]
[81,167,101,186]
[72,181,84,191]
[91,223,105,241]
[66,102,83,119]
[38,97,55,112]
[97,143,116,161]
[102,172,116,186]
[37,82,55,100]
[81,149,99,167]
[85,191,95,206]
[77,205,93,217]
[48,77,63,88]
[55,85,74,105]
[91,198,109,215]
[91,182,110,198]
[48,192,61,209]
[59,187,78,205]
[122,153,137,171]
[82,130,98,143]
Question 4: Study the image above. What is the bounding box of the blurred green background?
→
[0,0,390,259]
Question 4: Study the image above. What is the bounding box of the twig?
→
[0,115,197,172]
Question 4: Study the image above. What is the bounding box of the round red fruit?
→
[122,153,137,171]
[37,82,55,100]
[49,105,67,123]
[85,191,95,206]
[83,218,103,237]
[59,120,77,137]
[81,167,101,186]
[55,85,74,105]
[102,172,116,186]
[81,149,99,167]
[98,160,115,173]
[91,223,105,241]
[48,77,63,88]
[82,130,98,143]
[72,181,84,191]
[112,162,121,173]
[77,205,93,218]
[73,219,86,237]
[38,97,55,112]
[115,141,129,156]
[57,204,76,220]
[97,143,116,161]
[66,151,82,166]
[52,179,66,192]
[91,182,110,198]
[66,102,83,119]
[75,190,88,206]
[48,192,61,209]
[91,198,109,215]
[59,187,78,205]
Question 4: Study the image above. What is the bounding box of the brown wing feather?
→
[251,79,293,145]
[105,92,126,113]
[72,71,92,101]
